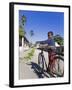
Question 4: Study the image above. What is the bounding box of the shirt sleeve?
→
[48,39,55,46]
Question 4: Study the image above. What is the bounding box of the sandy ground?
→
[19,48,64,79]
[19,49,50,79]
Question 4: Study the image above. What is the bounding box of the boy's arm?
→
[36,40,48,44]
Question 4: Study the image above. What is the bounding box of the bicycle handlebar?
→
[37,45,64,56]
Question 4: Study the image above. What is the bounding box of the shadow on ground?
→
[27,62,54,78]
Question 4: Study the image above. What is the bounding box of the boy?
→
[37,31,56,73]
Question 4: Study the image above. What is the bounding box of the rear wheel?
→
[53,56,64,77]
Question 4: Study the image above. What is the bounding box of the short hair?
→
[48,31,53,36]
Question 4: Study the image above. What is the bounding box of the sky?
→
[19,10,64,44]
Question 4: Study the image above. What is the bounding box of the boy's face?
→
[48,33,53,39]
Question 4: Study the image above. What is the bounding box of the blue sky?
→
[19,10,64,44]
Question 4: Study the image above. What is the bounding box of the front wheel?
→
[38,53,44,72]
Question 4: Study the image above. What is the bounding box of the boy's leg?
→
[47,51,56,72]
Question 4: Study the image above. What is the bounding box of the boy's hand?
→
[39,44,48,48]
[39,44,55,49]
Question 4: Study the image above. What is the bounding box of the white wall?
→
[0,0,72,89]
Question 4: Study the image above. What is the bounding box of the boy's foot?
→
[46,68,50,72]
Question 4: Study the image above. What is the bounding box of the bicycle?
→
[38,45,64,77]
[38,50,47,73]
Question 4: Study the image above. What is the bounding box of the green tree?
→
[19,15,26,37]
[19,15,26,46]
[29,30,34,45]
[19,25,24,37]
[54,35,64,45]
[21,15,26,26]
[30,30,34,37]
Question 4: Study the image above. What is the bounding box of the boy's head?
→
[48,31,53,39]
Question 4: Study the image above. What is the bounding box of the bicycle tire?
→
[53,56,64,77]
[38,53,44,72]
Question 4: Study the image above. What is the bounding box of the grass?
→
[24,48,35,61]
